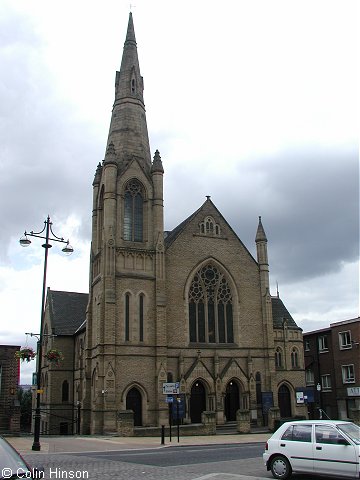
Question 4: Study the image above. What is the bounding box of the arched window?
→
[124,180,144,242]
[275,347,282,368]
[139,294,144,342]
[62,380,69,402]
[125,293,130,341]
[189,264,233,344]
[255,372,262,405]
[291,347,299,368]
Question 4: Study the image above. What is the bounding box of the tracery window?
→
[124,180,144,242]
[189,264,233,344]
[199,216,221,237]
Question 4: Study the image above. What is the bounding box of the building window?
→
[321,374,331,390]
[304,340,310,351]
[291,347,299,368]
[342,364,355,384]
[62,380,69,402]
[305,368,314,385]
[318,335,328,352]
[188,264,233,344]
[125,293,130,341]
[275,347,282,368]
[339,331,352,350]
[139,294,144,342]
[124,180,144,242]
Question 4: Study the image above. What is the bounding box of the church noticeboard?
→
[261,392,273,414]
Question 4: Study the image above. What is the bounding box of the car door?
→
[314,424,358,478]
[279,423,314,474]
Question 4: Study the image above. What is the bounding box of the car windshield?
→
[0,439,30,478]
[337,423,360,445]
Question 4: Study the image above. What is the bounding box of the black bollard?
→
[161,425,165,445]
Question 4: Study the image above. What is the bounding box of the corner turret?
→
[255,216,269,294]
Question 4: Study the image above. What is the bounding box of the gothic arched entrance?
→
[126,387,142,426]
[224,380,240,421]
[278,384,292,418]
[190,381,206,423]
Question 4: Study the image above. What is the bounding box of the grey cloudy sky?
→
[0,0,358,383]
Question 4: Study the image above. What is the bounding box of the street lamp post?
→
[20,216,73,451]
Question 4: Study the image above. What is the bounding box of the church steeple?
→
[106,12,151,170]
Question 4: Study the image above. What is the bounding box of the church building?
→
[39,13,306,435]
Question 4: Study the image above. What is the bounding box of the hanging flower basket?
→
[44,348,64,365]
[15,347,36,363]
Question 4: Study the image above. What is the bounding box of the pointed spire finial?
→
[125,11,136,46]
[93,162,102,185]
[104,141,117,165]
[255,215,267,242]
[151,149,164,173]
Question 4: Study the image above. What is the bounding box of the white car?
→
[263,419,360,479]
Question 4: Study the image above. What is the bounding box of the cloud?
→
[0,0,358,384]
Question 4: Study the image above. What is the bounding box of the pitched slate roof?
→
[164,207,202,248]
[47,289,89,335]
[271,296,300,330]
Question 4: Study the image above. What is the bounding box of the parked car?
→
[263,420,360,479]
[0,436,43,479]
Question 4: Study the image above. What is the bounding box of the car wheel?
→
[270,455,292,480]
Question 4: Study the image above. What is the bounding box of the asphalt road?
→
[72,442,264,466]
[20,439,359,480]
[23,442,272,480]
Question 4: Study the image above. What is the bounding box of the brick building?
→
[303,317,360,424]
[40,13,307,435]
[0,345,20,433]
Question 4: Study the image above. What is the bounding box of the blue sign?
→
[298,388,314,403]
[172,396,185,419]
[166,395,174,403]
[261,392,274,414]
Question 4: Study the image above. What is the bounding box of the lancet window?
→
[189,264,233,344]
[124,180,144,242]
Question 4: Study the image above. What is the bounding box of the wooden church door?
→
[126,387,142,426]
[278,384,292,418]
[190,381,206,423]
[224,380,240,421]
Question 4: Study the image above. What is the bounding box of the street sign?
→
[165,395,174,403]
[162,382,180,394]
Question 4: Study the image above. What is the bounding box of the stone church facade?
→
[40,13,306,435]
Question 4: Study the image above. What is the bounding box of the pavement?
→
[6,431,271,454]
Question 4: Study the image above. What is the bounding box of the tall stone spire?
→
[106,12,151,170]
